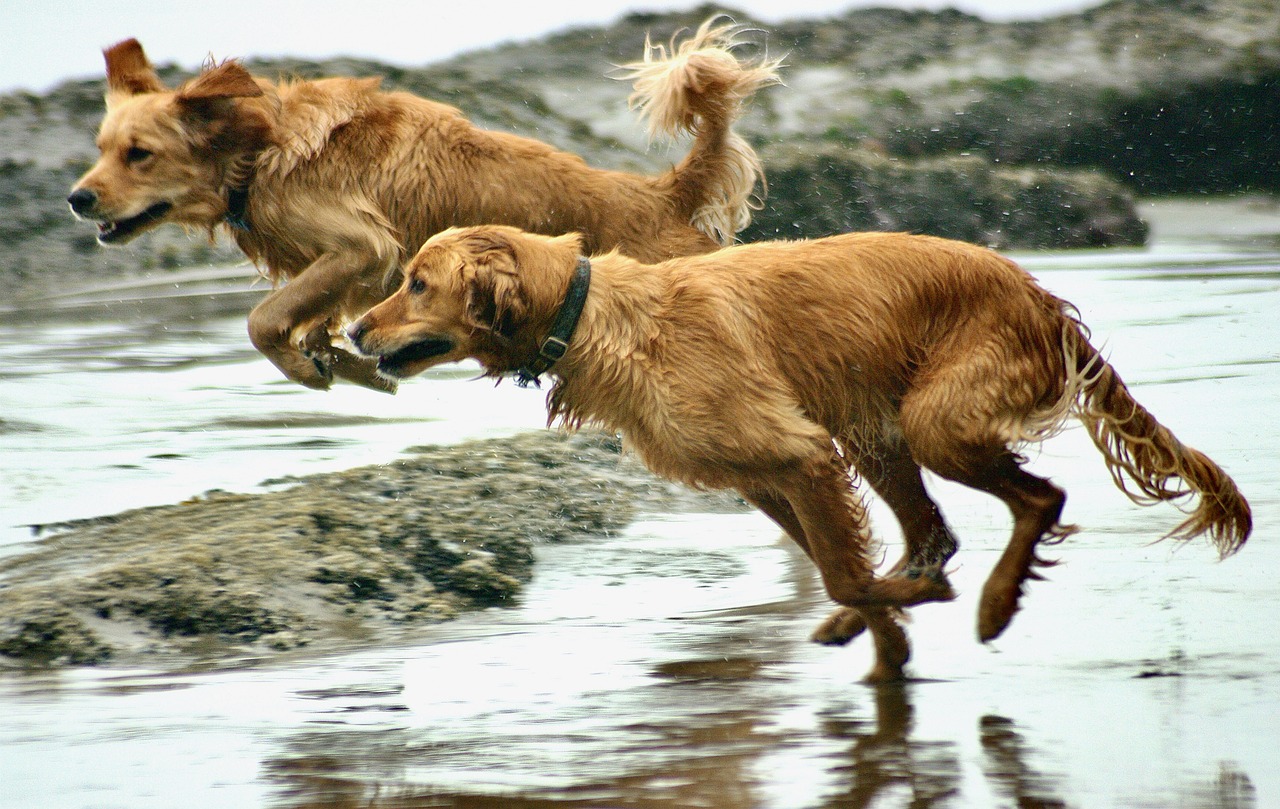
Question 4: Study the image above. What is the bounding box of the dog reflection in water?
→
[348,224,1250,681]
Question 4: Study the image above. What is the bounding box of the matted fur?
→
[348,225,1251,679]
[68,22,778,392]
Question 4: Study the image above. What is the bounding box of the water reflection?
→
[978,715,1066,809]
[266,680,1261,809]
[819,685,962,808]
[265,683,1076,808]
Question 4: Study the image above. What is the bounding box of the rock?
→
[756,1,1279,195]
[0,601,113,666]
[745,142,1148,248]
[0,431,742,669]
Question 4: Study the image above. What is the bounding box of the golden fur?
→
[347,225,1252,681]
[68,20,780,392]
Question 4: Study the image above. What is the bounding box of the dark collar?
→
[515,256,592,388]
[225,186,251,232]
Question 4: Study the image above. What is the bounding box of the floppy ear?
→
[104,38,166,95]
[175,60,264,123]
[461,235,527,338]
[178,60,263,102]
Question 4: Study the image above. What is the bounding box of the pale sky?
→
[2,0,1104,94]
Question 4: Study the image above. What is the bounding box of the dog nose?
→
[67,188,98,215]
[345,321,367,351]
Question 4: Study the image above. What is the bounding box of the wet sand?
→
[1,197,1277,807]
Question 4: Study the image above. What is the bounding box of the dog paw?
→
[328,347,398,394]
[310,354,335,382]
[977,577,1021,642]
[892,565,957,604]
[861,613,911,683]
[286,351,332,390]
[810,606,868,646]
[909,566,957,606]
[267,348,332,390]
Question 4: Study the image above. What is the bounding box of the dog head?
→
[347,225,582,380]
[67,39,271,244]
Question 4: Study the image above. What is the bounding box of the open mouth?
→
[96,201,173,244]
[376,336,456,377]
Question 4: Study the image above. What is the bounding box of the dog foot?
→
[863,659,911,684]
[272,350,332,390]
[328,347,398,394]
[978,543,1063,642]
[862,610,911,683]
[977,577,1022,642]
[810,606,868,646]
[284,355,332,390]
[884,565,956,607]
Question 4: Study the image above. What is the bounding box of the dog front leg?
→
[779,453,957,612]
[299,324,396,394]
[248,251,390,392]
[764,454,954,682]
[742,487,870,647]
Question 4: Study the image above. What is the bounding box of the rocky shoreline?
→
[0,430,743,669]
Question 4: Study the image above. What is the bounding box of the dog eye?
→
[124,146,153,165]
[408,278,427,295]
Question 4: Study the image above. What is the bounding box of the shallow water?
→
[2,198,1278,808]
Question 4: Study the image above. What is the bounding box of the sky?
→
[3,0,1105,95]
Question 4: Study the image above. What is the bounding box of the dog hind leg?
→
[967,456,1072,643]
[900,333,1082,641]
[955,454,1071,643]
[851,436,960,573]
[901,392,1073,641]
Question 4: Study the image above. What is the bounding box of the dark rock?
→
[745,142,1148,248]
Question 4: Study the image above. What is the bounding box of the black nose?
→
[67,188,98,215]
[345,321,367,351]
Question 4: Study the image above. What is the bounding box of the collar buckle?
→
[537,336,569,365]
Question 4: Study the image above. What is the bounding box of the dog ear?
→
[104,39,166,95]
[177,60,264,106]
[460,233,526,338]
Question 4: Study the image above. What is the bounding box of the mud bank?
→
[0,430,741,669]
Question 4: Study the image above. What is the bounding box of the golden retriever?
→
[68,20,780,392]
[346,224,1252,681]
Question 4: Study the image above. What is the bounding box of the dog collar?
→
[515,256,592,388]
[224,186,251,232]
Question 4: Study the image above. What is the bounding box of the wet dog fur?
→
[347,224,1251,681]
[68,20,779,392]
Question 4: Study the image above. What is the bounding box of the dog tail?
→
[620,18,782,245]
[1063,319,1251,558]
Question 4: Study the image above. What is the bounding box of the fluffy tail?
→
[1067,325,1251,558]
[619,17,782,245]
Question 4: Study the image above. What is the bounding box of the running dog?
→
[68,20,780,392]
[346,225,1251,681]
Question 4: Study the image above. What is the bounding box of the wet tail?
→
[619,17,782,245]
[1067,324,1251,557]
